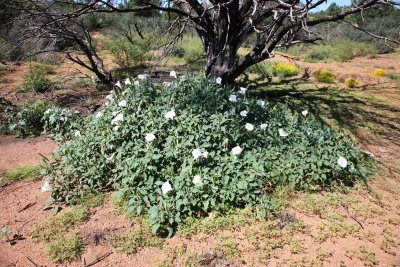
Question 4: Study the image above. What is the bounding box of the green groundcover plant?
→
[44,76,371,236]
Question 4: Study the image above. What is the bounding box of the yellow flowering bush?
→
[313,69,335,83]
[345,77,359,88]
[272,62,300,78]
[373,68,385,77]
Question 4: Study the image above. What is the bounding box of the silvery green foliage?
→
[44,76,369,236]
[42,107,82,142]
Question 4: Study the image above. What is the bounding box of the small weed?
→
[73,192,107,208]
[178,208,255,237]
[214,237,239,259]
[0,164,42,186]
[380,227,398,256]
[28,205,88,242]
[44,234,85,262]
[358,246,379,266]
[315,246,333,263]
[109,217,163,254]
[288,238,305,254]
[343,247,355,259]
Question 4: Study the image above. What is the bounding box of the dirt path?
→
[0,135,56,172]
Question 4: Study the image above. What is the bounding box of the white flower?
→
[228,95,237,102]
[106,153,115,161]
[278,128,289,137]
[111,113,124,125]
[203,151,209,158]
[337,156,348,168]
[193,175,202,185]
[104,101,110,106]
[125,78,131,85]
[302,110,309,116]
[245,123,254,131]
[113,125,120,131]
[192,149,202,159]
[238,87,247,94]
[145,133,156,142]
[95,112,103,118]
[41,181,52,192]
[232,146,243,155]
[170,70,177,78]
[134,80,140,86]
[216,77,222,84]
[105,94,113,101]
[74,130,81,137]
[115,81,122,89]
[118,100,127,107]
[161,181,172,195]
[45,109,51,114]
[257,100,265,107]
[240,110,248,117]
[138,74,149,80]
[165,110,176,120]
[260,123,268,130]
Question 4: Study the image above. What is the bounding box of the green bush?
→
[288,40,378,62]
[4,101,53,137]
[177,35,204,62]
[246,61,274,78]
[42,107,83,142]
[271,62,300,78]
[345,77,359,88]
[23,65,53,93]
[44,77,370,236]
[313,69,336,83]
[44,234,85,262]
[106,36,151,68]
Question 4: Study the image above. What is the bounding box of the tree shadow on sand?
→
[246,79,400,148]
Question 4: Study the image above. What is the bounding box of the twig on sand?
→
[18,202,37,213]
[342,204,364,229]
[27,256,42,267]
[83,251,112,267]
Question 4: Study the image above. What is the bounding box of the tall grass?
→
[285,39,378,62]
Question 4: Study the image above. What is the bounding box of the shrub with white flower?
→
[44,76,371,236]
[165,110,176,120]
[145,133,156,142]
[216,77,222,84]
[125,78,131,85]
[278,128,289,137]
[192,175,202,185]
[240,110,248,117]
[229,95,237,102]
[118,100,127,107]
[115,81,122,89]
[161,181,172,195]
[231,146,243,155]
[337,156,348,168]
[170,71,177,79]
[257,100,265,107]
[245,123,254,131]
[302,110,309,116]
[238,87,247,94]
[111,113,124,125]
[192,149,203,159]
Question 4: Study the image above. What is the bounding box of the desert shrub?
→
[271,62,300,78]
[42,107,83,142]
[246,61,274,78]
[44,234,85,262]
[305,49,329,62]
[345,77,359,88]
[313,69,335,83]
[23,64,53,93]
[43,77,370,236]
[289,40,378,62]
[0,164,42,186]
[387,73,400,80]
[4,101,53,137]
[373,68,385,77]
[106,36,151,68]
[177,35,204,62]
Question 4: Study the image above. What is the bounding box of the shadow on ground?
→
[246,78,400,149]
